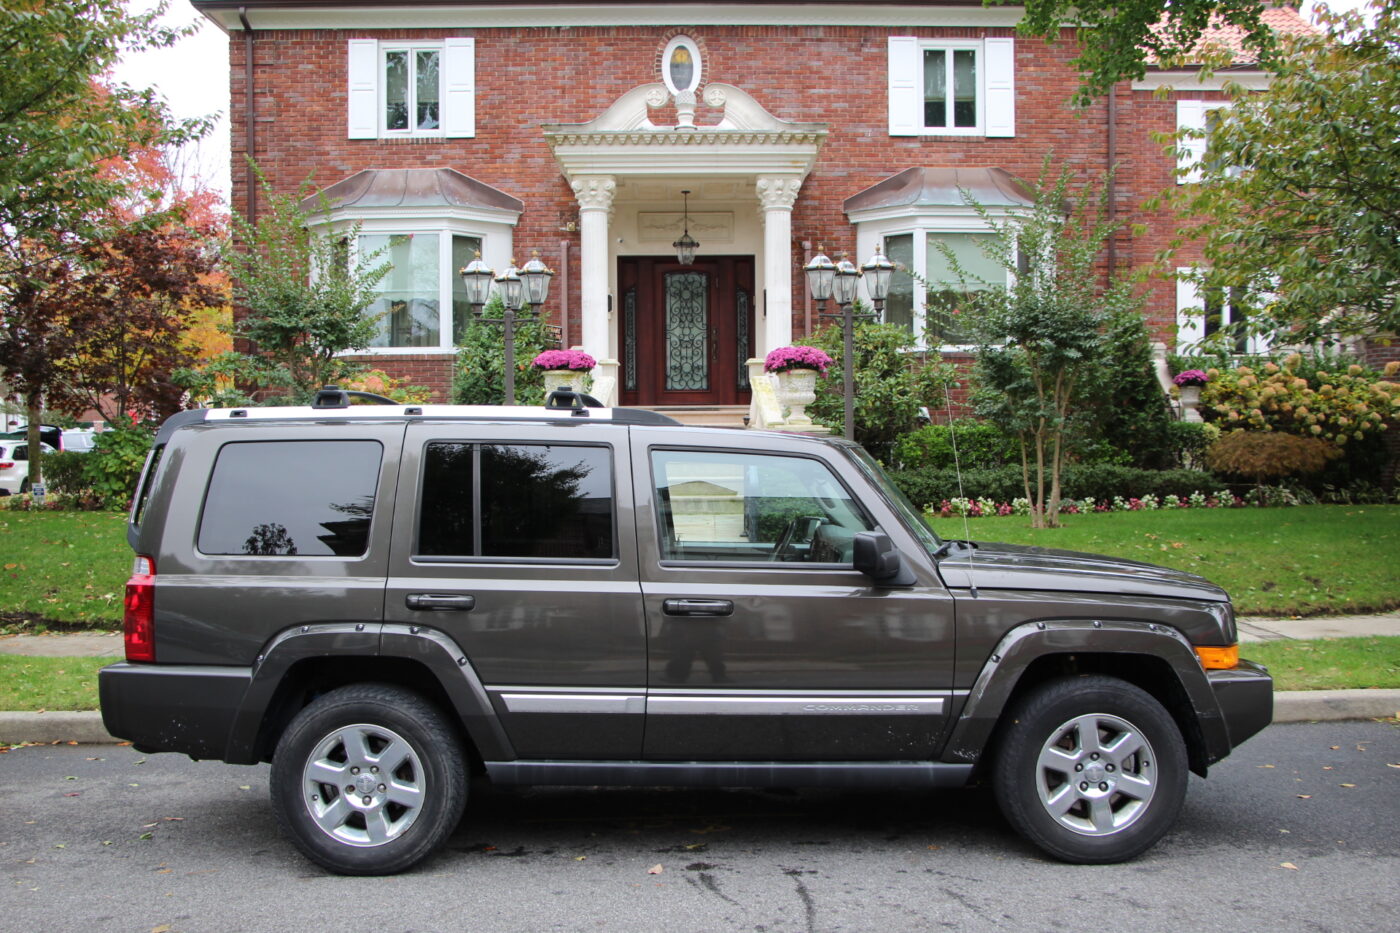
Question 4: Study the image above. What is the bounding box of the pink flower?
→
[764,345,834,375]
[532,349,596,371]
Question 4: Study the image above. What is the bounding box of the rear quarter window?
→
[197,440,383,557]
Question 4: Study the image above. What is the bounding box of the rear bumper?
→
[1208,659,1274,750]
[99,662,252,760]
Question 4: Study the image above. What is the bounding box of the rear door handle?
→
[662,598,733,617]
[405,594,476,611]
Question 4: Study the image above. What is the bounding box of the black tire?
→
[270,683,467,875]
[992,675,1188,864]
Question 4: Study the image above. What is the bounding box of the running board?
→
[482,760,974,790]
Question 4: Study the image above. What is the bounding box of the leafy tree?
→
[998,0,1280,104]
[954,163,1144,527]
[221,173,391,402]
[0,0,205,277]
[1168,3,1400,344]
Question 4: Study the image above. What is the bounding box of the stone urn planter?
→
[533,349,596,400]
[775,368,819,426]
[1178,385,1203,423]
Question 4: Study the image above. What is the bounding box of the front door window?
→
[664,271,709,391]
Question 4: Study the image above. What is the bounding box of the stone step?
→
[646,405,750,428]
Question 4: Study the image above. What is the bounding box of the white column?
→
[571,175,616,369]
[756,175,802,352]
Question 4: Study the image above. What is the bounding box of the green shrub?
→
[453,293,554,406]
[1206,430,1340,482]
[806,318,955,461]
[41,450,89,495]
[888,464,1224,508]
[84,423,154,508]
[890,419,1019,470]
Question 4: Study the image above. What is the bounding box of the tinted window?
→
[417,443,614,560]
[198,441,382,557]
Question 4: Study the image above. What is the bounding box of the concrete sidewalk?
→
[3,616,1398,744]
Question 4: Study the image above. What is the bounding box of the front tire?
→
[270,684,467,875]
[992,675,1187,864]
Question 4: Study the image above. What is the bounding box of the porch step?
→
[647,405,750,428]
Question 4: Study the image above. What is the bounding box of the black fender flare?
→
[942,619,1231,771]
[223,622,514,764]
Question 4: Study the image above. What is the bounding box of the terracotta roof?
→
[300,168,523,215]
[1150,6,1317,65]
[843,167,1036,214]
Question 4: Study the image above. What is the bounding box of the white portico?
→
[544,65,826,409]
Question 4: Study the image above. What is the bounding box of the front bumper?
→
[99,662,252,760]
[1208,659,1273,750]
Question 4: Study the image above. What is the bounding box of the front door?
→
[618,256,754,407]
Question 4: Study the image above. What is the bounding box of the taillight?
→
[0,461,13,469]
[123,555,156,662]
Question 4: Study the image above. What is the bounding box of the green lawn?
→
[0,511,131,631]
[0,655,122,711]
[1242,636,1400,691]
[932,505,1400,617]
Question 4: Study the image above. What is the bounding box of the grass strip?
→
[0,511,130,630]
[0,655,122,711]
[934,505,1400,617]
[1242,636,1400,691]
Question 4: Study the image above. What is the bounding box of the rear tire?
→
[992,675,1187,864]
[270,684,467,875]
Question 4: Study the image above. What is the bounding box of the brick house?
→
[190,1,1312,416]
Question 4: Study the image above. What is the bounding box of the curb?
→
[3,690,1398,745]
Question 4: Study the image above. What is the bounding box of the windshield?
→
[845,445,944,558]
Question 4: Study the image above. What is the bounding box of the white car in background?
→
[0,441,57,495]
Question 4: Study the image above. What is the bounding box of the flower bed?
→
[929,488,1309,518]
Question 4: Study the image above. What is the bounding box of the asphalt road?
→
[2,721,1397,933]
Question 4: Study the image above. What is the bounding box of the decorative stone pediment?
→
[543,83,827,181]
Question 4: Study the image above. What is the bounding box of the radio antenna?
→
[942,379,977,597]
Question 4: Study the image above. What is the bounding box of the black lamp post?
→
[806,248,876,440]
[459,249,553,406]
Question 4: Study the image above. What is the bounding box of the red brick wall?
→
[230,24,1213,397]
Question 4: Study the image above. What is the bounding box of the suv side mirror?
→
[852,532,912,585]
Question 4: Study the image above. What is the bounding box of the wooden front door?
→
[618,256,754,407]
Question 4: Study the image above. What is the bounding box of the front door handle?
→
[405,594,476,611]
[663,598,733,617]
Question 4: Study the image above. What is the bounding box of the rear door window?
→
[197,440,383,557]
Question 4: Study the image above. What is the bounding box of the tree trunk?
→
[25,394,42,488]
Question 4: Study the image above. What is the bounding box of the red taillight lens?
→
[0,461,13,469]
[123,555,156,662]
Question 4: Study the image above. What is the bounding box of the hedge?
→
[889,464,1227,509]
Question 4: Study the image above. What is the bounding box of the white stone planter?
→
[542,369,591,397]
[1178,384,1203,423]
[775,368,819,426]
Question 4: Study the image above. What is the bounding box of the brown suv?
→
[100,393,1272,874]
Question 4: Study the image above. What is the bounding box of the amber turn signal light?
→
[1194,644,1239,669]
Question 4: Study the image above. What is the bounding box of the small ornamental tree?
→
[221,171,391,403]
[953,162,1145,528]
[454,292,554,405]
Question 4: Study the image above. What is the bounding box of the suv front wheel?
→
[992,675,1188,864]
[270,684,467,874]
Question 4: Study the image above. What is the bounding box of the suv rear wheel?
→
[992,675,1187,864]
[270,684,467,875]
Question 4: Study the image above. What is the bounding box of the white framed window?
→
[857,219,1010,351]
[888,36,1015,137]
[347,38,475,139]
[1175,269,1268,354]
[1176,100,1239,184]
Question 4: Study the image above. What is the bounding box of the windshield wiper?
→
[933,539,978,559]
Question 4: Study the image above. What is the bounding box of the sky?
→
[110,0,1379,210]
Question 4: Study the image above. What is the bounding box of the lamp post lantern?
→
[459,251,551,406]
[806,249,876,440]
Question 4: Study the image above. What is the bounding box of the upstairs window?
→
[347,38,475,139]
[888,36,1015,137]
[1176,100,1238,184]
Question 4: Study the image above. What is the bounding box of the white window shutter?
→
[983,38,1016,137]
[1176,101,1208,184]
[1176,270,1205,350]
[888,36,921,136]
[443,38,476,138]
[346,39,378,139]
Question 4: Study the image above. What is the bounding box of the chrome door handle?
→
[663,598,733,617]
[405,594,476,611]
